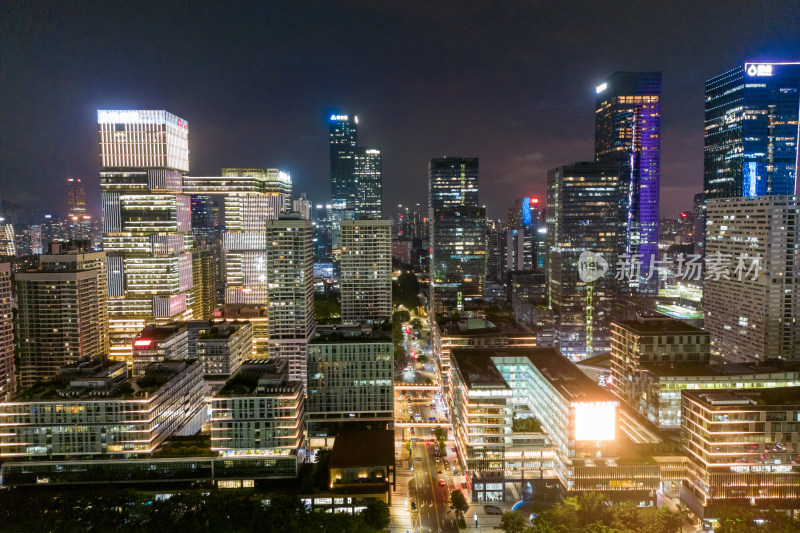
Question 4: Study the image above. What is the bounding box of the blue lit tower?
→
[595,72,661,295]
[329,114,358,213]
[704,62,800,200]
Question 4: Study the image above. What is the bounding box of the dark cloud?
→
[1,1,797,220]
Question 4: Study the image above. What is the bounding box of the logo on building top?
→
[746,64,773,77]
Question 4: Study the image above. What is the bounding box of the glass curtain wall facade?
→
[595,72,661,295]
[704,62,800,200]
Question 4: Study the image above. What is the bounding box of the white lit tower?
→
[265,213,314,386]
[99,110,193,363]
[183,168,292,304]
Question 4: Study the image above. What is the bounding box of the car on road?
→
[435,456,440,463]
[484,505,503,515]
[410,501,416,510]
[438,479,446,486]
[437,470,442,475]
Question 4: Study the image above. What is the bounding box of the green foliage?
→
[410,317,423,332]
[392,272,420,309]
[392,309,411,324]
[512,416,542,433]
[526,492,684,533]
[417,354,429,364]
[450,489,469,516]
[500,511,529,533]
[433,426,447,441]
[314,447,332,489]
[314,292,341,323]
[360,500,390,530]
[394,343,406,367]
[0,489,387,533]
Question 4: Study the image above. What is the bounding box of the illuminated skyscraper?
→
[265,213,314,386]
[0,263,14,400]
[98,109,193,362]
[183,169,292,305]
[66,178,88,220]
[428,158,485,313]
[354,147,382,218]
[595,71,661,295]
[705,62,800,200]
[428,157,479,213]
[329,114,359,213]
[16,248,108,386]
[703,196,800,363]
[340,219,392,324]
[547,162,621,360]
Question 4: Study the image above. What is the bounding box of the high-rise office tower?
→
[703,196,800,363]
[265,213,315,386]
[312,203,333,264]
[0,223,15,256]
[430,206,487,312]
[354,147,382,219]
[293,193,312,220]
[428,157,479,213]
[547,162,621,360]
[340,219,392,324]
[595,72,661,295]
[191,245,217,320]
[183,169,292,305]
[428,157,485,313]
[329,114,359,213]
[66,178,88,220]
[16,249,108,386]
[190,195,216,241]
[0,263,14,400]
[705,62,800,200]
[99,109,193,362]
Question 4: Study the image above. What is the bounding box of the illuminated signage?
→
[522,197,532,226]
[595,83,607,94]
[134,339,152,347]
[745,64,773,77]
[330,114,349,121]
[98,110,143,124]
[573,401,616,441]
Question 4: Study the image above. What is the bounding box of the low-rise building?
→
[306,324,394,441]
[432,317,537,404]
[210,358,304,456]
[188,320,252,376]
[0,358,204,459]
[610,317,800,429]
[450,347,659,504]
[681,388,800,522]
[132,323,189,376]
[213,304,270,356]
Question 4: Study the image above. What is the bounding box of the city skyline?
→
[2,2,798,221]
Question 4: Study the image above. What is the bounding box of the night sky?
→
[1,1,798,221]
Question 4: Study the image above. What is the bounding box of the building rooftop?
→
[15,360,194,401]
[216,359,301,396]
[612,316,705,335]
[440,317,529,337]
[213,305,268,319]
[188,320,247,340]
[329,430,395,469]
[687,387,800,407]
[135,323,187,342]
[310,323,392,344]
[451,347,616,403]
[640,358,800,378]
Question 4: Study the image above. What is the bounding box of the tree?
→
[393,309,411,325]
[360,500,390,531]
[434,426,447,441]
[450,489,469,517]
[417,354,429,365]
[500,511,528,533]
[410,317,424,332]
[393,272,420,309]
